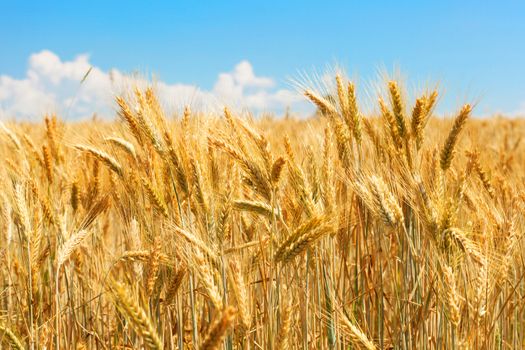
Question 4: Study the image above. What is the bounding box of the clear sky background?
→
[0,1,524,119]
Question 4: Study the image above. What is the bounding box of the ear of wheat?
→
[110,281,164,350]
[201,306,237,350]
[0,323,25,350]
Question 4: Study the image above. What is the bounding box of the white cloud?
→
[0,50,309,121]
[512,102,525,117]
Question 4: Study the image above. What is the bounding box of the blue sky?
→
[1,1,524,119]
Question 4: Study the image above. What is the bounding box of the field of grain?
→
[1,77,524,349]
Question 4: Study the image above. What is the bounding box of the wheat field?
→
[0,76,524,349]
